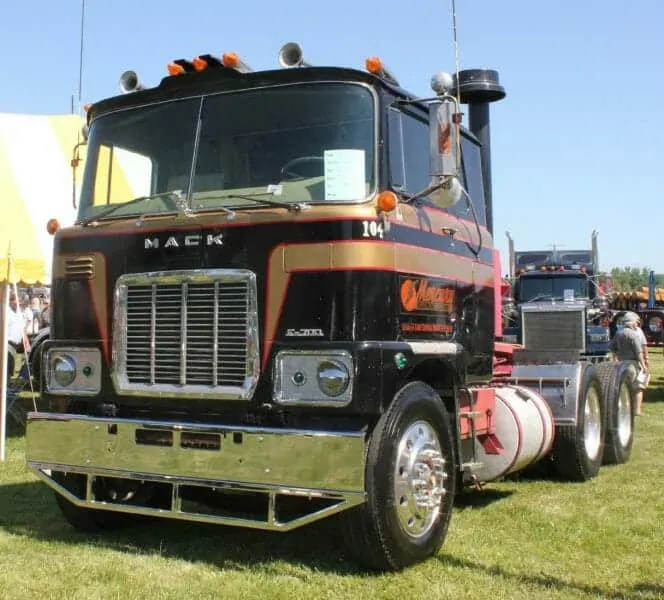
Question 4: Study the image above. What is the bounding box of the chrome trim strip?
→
[407,341,461,355]
[111,269,259,400]
[150,283,156,384]
[26,413,366,492]
[30,466,365,532]
[179,282,188,386]
[212,281,219,385]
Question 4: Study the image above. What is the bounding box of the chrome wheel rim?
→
[584,386,602,461]
[617,382,633,447]
[394,420,447,539]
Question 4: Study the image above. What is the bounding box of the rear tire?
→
[596,362,635,465]
[339,381,457,571]
[551,364,605,481]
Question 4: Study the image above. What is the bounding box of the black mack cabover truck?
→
[26,43,626,571]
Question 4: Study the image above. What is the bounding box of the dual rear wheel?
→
[551,361,635,482]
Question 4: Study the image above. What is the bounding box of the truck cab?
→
[502,233,611,358]
[26,45,509,570]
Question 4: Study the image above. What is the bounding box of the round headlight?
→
[316,360,350,397]
[53,354,77,387]
[648,316,663,333]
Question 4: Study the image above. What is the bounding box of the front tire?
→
[28,332,48,386]
[340,381,457,571]
[551,364,605,481]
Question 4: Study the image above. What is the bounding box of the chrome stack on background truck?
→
[26,42,637,571]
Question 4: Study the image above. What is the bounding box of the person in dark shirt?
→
[39,297,50,328]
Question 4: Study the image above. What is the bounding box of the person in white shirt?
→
[20,297,33,336]
[6,295,24,345]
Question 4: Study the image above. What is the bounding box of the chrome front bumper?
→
[26,412,367,530]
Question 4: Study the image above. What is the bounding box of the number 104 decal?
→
[361,220,385,239]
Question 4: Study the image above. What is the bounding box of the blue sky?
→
[1,0,662,273]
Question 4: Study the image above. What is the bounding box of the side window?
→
[388,107,430,195]
[461,136,486,226]
[388,105,487,228]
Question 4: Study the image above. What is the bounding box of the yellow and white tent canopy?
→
[0,113,83,285]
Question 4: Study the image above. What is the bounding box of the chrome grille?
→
[112,270,259,400]
[522,307,586,352]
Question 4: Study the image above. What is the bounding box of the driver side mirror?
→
[427,95,463,209]
[70,139,88,209]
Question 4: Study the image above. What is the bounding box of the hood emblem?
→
[144,233,224,250]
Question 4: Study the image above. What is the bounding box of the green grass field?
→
[2,353,664,600]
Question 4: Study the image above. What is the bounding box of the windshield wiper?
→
[219,192,310,213]
[79,190,184,226]
[526,294,554,303]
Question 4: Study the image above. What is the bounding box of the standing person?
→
[634,314,649,372]
[30,294,41,334]
[6,294,24,346]
[609,312,648,416]
[39,296,50,328]
[19,295,34,339]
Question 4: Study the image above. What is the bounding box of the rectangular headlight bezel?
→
[45,347,102,396]
[273,349,354,407]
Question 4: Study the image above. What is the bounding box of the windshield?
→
[516,275,590,302]
[77,82,376,222]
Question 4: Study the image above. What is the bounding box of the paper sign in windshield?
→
[324,149,365,200]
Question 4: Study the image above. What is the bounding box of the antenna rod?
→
[77,0,86,112]
[451,0,461,106]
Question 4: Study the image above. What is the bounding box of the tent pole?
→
[0,245,12,462]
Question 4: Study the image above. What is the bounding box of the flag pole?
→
[0,243,12,462]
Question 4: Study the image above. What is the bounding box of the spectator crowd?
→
[5,289,49,347]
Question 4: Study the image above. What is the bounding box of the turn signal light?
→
[222,52,240,68]
[222,52,252,73]
[377,191,398,213]
[364,56,399,86]
[167,59,195,76]
[365,56,383,74]
[167,62,185,76]
[192,56,208,72]
[46,218,60,235]
[192,54,223,71]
